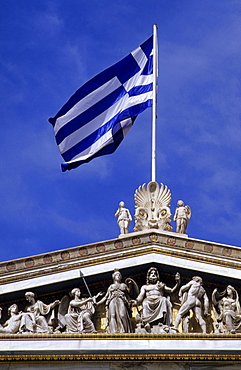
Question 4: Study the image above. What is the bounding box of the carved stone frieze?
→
[134,182,172,232]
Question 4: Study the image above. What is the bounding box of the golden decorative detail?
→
[149,233,158,242]
[0,353,241,362]
[114,240,123,249]
[0,333,241,340]
[6,261,16,272]
[79,247,88,256]
[96,244,106,253]
[167,237,176,246]
[132,236,141,245]
[61,251,70,260]
[185,241,194,250]
[204,244,213,253]
[43,254,53,264]
[25,258,34,268]
[222,247,232,257]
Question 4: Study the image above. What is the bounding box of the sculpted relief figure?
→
[19,292,60,334]
[212,285,241,334]
[0,304,22,334]
[132,267,180,332]
[64,288,103,334]
[97,269,137,334]
[115,201,132,235]
[134,182,172,232]
[174,276,209,334]
[174,200,191,234]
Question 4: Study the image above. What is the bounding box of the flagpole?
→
[152,24,158,182]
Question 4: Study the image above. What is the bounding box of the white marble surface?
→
[0,247,240,296]
[1,362,241,370]
[0,337,240,352]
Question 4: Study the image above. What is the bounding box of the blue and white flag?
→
[49,36,153,171]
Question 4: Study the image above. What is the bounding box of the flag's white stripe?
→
[68,117,133,163]
[72,130,114,162]
[54,76,122,135]
[124,73,153,92]
[131,47,148,69]
[55,47,150,135]
[58,72,152,153]
[58,89,152,155]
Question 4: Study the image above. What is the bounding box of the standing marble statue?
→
[65,288,103,334]
[174,200,191,234]
[212,285,241,334]
[97,269,133,334]
[19,292,60,334]
[115,201,132,235]
[174,276,209,333]
[132,267,180,329]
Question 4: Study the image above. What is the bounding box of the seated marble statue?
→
[19,292,60,334]
[132,267,180,329]
[65,288,102,334]
[0,304,22,334]
[212,285,241,334]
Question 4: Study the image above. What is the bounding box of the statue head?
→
[226,285,236,298]
[112,269,122,282]
[119,201,125,208]
[25,291,35,303]
[146,267,160,284]
[177,200,184,207]
[70,288,81,298]
[192,276,202,284]
[8,304,18,315]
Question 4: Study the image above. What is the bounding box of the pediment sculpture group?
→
[0,267,240,335]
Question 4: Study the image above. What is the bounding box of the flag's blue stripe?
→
[142,55,153,75]
[48,67,115,127]
[62,99,152,162]
[111,54,140,85]
[61,117,137,172]
[49,38,153,127]
[55,85,126,146]
[140,36,153,58]
[128,83,153,97]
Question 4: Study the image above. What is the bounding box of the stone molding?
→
[0,232,241,289]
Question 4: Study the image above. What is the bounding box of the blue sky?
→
[1,0,241,262]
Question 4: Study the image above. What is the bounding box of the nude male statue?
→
[174,276,209,333]
[115,201,132,234]
[133,267,180,328]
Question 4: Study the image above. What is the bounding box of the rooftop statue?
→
[132,267,180,332]
[212,285,241,334]
[134,181,172,232]
[115,201,132,235]
[174,276,209,333]
[19,292,60,334]
[59,288,103,334]
[97,269,138,334]
[173,200,191,234]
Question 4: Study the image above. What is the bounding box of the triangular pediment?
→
[0,231,241,364]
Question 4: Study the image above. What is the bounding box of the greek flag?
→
[49,36,153,171]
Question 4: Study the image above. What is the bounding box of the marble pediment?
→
[0,230,241,364]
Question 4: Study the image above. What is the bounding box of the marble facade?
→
[0,230,241,368]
